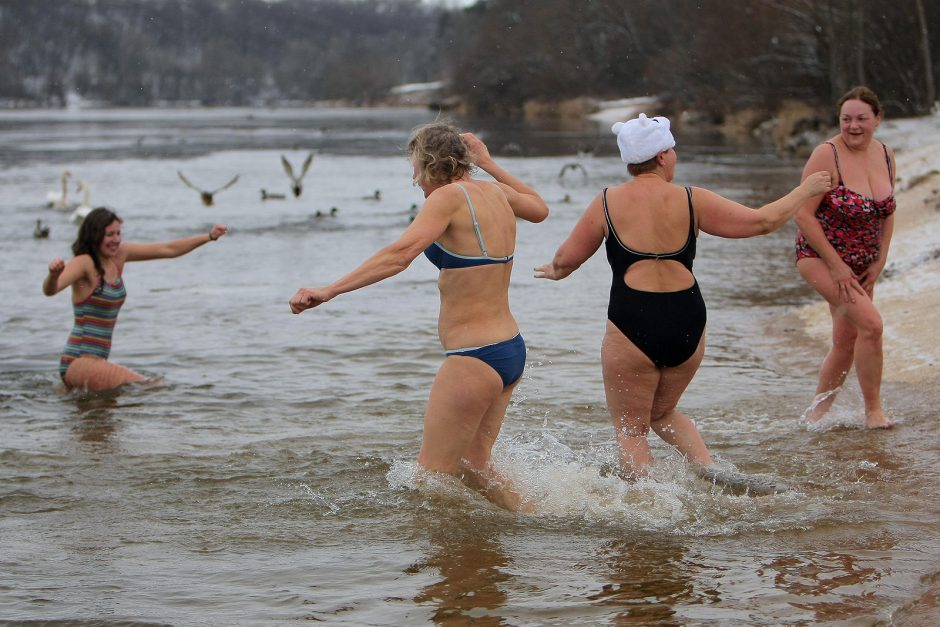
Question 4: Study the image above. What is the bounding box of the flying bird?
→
[177,171,240,206]
[558,162,588,179]
[281,152,314,197]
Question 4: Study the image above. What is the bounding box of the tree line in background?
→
[0,0,935,120]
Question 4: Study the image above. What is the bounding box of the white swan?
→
[69,181,93,224]
[46,170,76,210]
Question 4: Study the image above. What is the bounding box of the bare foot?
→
[865,409,894,429]
[460,464,534,513]
[804,389,839,422]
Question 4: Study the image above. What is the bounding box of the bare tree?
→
[913,0,936,109]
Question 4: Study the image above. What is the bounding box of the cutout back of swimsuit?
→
[603,186,696,285]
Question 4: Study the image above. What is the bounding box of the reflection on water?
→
[762,549,886,622]
[409,520,512,624]
[588,537,691,626]
[70,391,120,444]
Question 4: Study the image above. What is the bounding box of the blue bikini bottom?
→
[446,333,526,387]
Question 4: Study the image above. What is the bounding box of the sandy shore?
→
[790,113,940,385]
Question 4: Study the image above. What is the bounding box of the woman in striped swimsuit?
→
[43,207,227,392]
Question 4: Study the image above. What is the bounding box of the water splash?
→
[384,429,818,537]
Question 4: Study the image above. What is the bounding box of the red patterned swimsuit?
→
[795,141,896,275]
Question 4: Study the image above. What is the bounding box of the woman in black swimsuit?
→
[536,113,831,478]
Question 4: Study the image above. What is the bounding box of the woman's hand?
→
[48,258,65,275]
[828,260,865,303]
[800,171,833,197]
[533,262,561,280]
[289,287,331,314]
[460,132,493,168]
[857,262,884,295]
[209,224,228,241]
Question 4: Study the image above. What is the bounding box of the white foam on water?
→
[385,428,823,537]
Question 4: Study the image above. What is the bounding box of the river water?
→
[1,107,938,625]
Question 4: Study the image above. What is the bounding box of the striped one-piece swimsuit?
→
[59,276,126,380]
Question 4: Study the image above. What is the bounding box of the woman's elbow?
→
[532,204,550,223]
[756,216,779,235]
[390,248,418,273]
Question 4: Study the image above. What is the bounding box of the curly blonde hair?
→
[407,121,473,187]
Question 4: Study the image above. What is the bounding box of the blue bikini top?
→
[424,183,513,270]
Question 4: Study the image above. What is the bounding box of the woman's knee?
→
[650,406,679,424]
[855,314,883,343]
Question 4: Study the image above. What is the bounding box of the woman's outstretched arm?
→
[290,188,456,314]
[696,170,832,239]
[123,224,228,262]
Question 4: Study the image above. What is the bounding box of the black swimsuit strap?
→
[601,187,615,235]
[882,143,894,191]
[825,141,844,184]
[684,186,695,240]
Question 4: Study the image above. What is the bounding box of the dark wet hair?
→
[837,86,882,117]
[627,155,660,176]
[407,121,473,187]
[72,207,122,278]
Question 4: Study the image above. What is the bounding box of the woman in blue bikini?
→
[535,113,831,478]
[290,122,549,510]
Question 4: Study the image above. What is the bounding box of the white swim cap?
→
[611,113,676,164]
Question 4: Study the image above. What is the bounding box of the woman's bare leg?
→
[649,339,712,466]
[459,378,532,512]
[807,304,857,419]
[64,356,146,392]
[602,323,662,476]
[798,259,888,427]
[418,356,528,510]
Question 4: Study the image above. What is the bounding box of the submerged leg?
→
[419,356,528,511]
[64,356,146,392]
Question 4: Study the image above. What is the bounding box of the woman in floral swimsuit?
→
[794,86,896,429]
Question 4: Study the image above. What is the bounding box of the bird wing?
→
[177,171,202,192]
[281,155,297,182]
[299,152,314,178]
[211,174,240,194]
[558,163,587,178]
